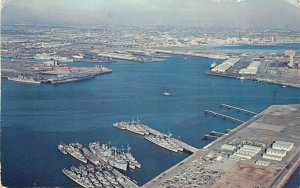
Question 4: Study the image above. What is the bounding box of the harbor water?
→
[1,51,300,187]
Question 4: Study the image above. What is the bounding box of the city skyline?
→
[2,0,300,29]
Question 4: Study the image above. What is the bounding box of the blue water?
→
[1,55,300,187]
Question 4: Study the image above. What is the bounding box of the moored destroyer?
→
[64,143,88,164]
[89,141,141,171]
[144,133,184,153]
[62,164,124,188]
[113,119,150,135]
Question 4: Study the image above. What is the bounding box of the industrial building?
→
[255,159,270,167]
[272,140,294,151]
[220,144,236,152]
[211,58,240,73]
[266,148,287,157]
[239,60,261,75]
[230,144,261,160]
[262,153,283,161]
[44,60,59,67]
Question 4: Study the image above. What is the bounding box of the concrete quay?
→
[151,49,229,60]
[141,125,198,153]
[143,104,300,188]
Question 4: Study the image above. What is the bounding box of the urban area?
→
[1,23,300,188]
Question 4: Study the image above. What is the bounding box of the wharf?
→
[151,50,229,60]
[112,169,140,188]
[172,139,198,153]
[204,110,245,123]
[143,104,300,188]
[144,126,198,153]
[115,122,198,153]
[220,103,257,115]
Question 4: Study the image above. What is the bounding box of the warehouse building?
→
[211,58,240,73]
[239,61,261,75]
[266,148,287,157]
[255,160,270,167]
[272,140,294,151]
[262,154,283,161]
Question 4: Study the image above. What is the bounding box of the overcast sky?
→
[2,0,300,29]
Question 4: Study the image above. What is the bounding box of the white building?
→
[211,58,240,73]
[230,144,261,160]
[239,61,261,75]
[272,140,294,151]
[262,154,282,161]
[232,152,252,159]
[266,148,287,157]
[221,144,236,152]
[256,160,270,167]
[44,60,58,66]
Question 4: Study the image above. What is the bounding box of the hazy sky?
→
[2,0,300,29]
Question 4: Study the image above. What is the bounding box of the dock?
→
[114,121,198,153]
[137,126,197,153]
[112,169,140,188]
[220,103,258,115]
[172,139,198,153]
[204,110,245,123]
[143,104,300,188]
[141,125,197,153]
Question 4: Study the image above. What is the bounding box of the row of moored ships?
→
[113,119,184,153]
[58,142,141,171]
[62,164,124,188]
[58,142,140,188]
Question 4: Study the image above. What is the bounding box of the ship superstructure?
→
[113,119,150,135]
[62,164,124,188]
[89,141,141,171]
[63,143,88,164]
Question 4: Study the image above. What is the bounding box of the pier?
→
[143,104,300,188]
[220,103,258,115]
[172,139,198,153]
[204,110,245,124]
[112,169,140,188]
[113,121,198,153]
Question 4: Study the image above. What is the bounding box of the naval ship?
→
[120,145,141,169]
[8,75,41,84]
[144,134,184,153]
[113,119,150,135]
[63,143,88,164]
[62,164,123,188]
[89,141,141,171]
[58,142,68,155]
[89,141,128,171]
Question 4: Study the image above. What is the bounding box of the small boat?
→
[162,92,172,96]
[282,85,287,88]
